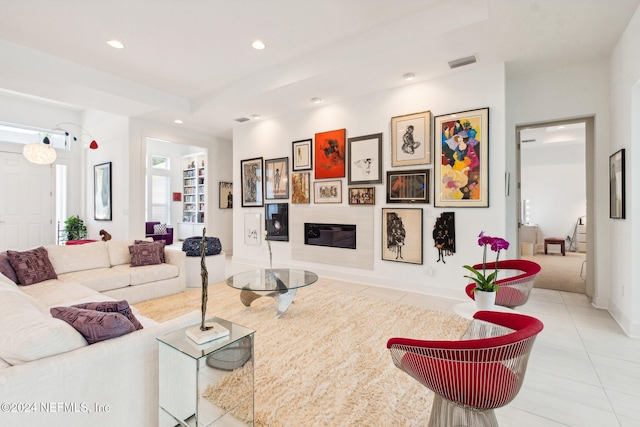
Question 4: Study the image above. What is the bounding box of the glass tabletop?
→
[226,268,318,292]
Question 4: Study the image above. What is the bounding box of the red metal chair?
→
[465,259,541,308]
[387,311,543,427]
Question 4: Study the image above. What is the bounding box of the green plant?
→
[64,215,87,241]
[463,231,510,292]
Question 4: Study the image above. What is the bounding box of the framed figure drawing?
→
[94,162,112,221]
[434,108,489,207]
[244,213,261,246]
[265,203,289,241]
[314,128,346,179]
[386,169,429,204]
[241,157,263,207]
[382,208,423,264]
[219,182,233,209]
[348,133,383,185]
[314,180,342,204]
[391,111,431,167]
[265,157,289,199]
[609,148,625,219]
[291,172,310,204]
[292,139,312,171]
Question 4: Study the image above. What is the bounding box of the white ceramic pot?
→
[474,289,496,311]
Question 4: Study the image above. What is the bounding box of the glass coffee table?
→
[226,268,318,318]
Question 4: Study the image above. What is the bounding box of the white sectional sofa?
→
[0,240,200,426]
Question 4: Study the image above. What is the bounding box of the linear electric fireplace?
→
[304,223,356,250]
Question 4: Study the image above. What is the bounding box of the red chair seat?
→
[401,354,519,409]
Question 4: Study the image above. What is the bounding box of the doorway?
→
[516,117,594,295]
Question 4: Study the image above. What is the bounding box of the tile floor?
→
[227,259,640,426]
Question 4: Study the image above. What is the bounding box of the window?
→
[152,155,170,170]
[150,175,170,223]
[0,122,69,149]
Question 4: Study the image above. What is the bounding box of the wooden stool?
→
[544,238,565,256]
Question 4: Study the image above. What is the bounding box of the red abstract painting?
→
[314,128,346,179]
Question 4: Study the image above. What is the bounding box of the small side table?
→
[158,317,255,426]
[544,237,566,255]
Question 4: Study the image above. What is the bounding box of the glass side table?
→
[158,317,255,426]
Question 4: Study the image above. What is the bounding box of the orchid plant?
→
[463,231,510,292]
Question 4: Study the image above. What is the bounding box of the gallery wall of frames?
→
[237,107,490,267]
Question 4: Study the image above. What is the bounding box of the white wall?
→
[610,5,640,337]
[233,63,506,298]
[521,142,586,243]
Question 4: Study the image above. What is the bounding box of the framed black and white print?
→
[386,169,429,204]
[292,139,313,171]
[314,180,342,204]
[382,208,423,264]
[265,157,289,199]
[265,203,289,241]
[219,182,233,209]
[609,149,625,219]
[348,187,375,205]
[94,162,112,221]
[348,133,383,185]
[241,157,263,207]
[391,111,431,167]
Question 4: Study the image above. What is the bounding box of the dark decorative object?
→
[182,236,222,256]
[609,148,625,219]
[99,229,112,242]
[433,212,455,263]
[94,162,112,220]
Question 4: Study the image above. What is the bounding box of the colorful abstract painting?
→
[314,129,346,179]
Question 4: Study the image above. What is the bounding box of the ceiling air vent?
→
[521,139,537,143]
[448,54,477,69]
[234,117,250,123]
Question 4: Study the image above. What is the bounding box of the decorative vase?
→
[474,289,496,311]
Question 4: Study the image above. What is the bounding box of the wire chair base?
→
[429,394,498,427]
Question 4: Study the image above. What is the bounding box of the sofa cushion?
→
[50,306,136,344]
[135,240,166,263]
[113,263,179,286]
[0,289,87,365]
[19,280,105,309]
[129,244,162,267]
[7,247,57,286]
[56,268,131,293]
[45,241,110,275]
[0,252,19,284]
[73,300,143,330]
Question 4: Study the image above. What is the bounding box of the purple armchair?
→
[145,221,174,245]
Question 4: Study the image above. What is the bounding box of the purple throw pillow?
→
[7,247,57,286]
[72,300,143,330]
[50,306,136,344]
[134,240,165,263]
[0,252,19,284]
[129,243,162,267]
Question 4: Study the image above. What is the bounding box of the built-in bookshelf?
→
[179,153,206,240]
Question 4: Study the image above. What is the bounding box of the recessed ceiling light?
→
[174,119,183,124]
[106,40,125,49]
[311,97,322,104]
[403,72,415,80]
[251,114,261,120]
[251,40,266,50]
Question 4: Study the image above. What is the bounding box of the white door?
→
[0,152,54,251]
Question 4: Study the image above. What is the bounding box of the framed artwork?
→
[386,169,429,204]
[391,111,431,167]
[314,128,346,179]
[314,180,342,204]
[265,203,289,241]
[241,157,263,207]
[434,107,489,207]
[382,208,423,264]
[94,162,112,221]
[219,182,233,209]
[348,133,383,185]
[291,172,310,204]
[292,139,313,171]
[348,187,375,205]
[433,212,455,263]
[265,157,289,199]
[172,192,181,202]
[244,213,261,246]
[609,149,625,219]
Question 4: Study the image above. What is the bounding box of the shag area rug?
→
[136,281,469,426]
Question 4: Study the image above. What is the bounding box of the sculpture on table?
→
[199,228,211,332]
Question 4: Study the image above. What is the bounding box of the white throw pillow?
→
[153,223,168,234]
[0,289,87,365]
